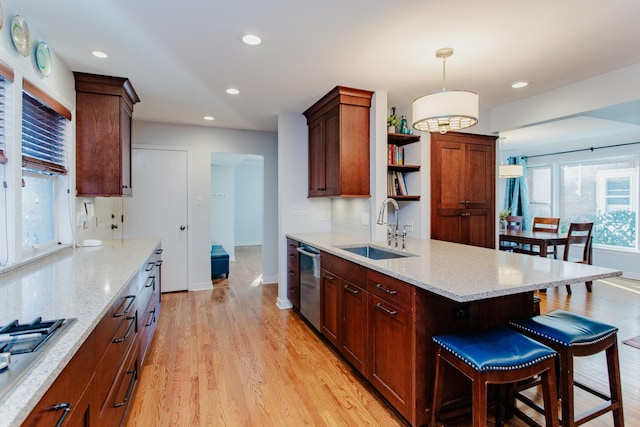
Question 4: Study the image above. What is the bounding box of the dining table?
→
[499,229,569,258]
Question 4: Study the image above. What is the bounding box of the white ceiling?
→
[11,0,640,150]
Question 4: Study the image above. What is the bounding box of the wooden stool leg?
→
[586,281,593,292]
[431,348,446,426]
[606,341,625,427]
[471,374,488,427]
[540,363,560,427]
[559,350,575,427]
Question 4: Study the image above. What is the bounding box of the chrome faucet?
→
[377,198,400,249]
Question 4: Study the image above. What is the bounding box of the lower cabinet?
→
[25,244,162,427]
[286,238,300,309]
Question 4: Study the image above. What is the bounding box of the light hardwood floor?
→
[127,246,640,426]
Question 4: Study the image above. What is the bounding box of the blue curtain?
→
[503,156,533,229]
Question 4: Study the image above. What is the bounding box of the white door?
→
[123,147,188,292]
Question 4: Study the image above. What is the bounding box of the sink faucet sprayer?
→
[377,198,405,250]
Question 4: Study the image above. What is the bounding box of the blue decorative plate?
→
[36,41,52,77]
[11,15,31,57]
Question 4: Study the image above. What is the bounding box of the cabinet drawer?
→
[100,339,139,427]
[321,251,367,288]
[93,281,138,358]
[139,297,159,365]
[23,334,97,426]
[95,310,138,412]
[367,270,415,314]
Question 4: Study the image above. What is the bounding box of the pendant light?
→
[412,47,479,134]
[498,137,523,178]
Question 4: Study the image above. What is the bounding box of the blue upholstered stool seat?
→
[433,328,556,372]
[211,245,230,279]
[509,309,617,347]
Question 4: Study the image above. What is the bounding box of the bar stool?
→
[510,310,624,427]
[431,328,559,427]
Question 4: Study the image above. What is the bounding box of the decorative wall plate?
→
[35,41,52,76]
[11,15,31,57]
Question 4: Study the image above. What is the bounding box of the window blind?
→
[21,91,68,175]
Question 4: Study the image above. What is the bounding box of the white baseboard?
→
[262,275,277,284]
[276,296,293,310]
[190,281,214,291]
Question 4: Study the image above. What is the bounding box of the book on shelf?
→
[387,144,404,165]
[387,171,408,196]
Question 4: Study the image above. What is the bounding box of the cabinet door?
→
[431,139,465,243]
[76,92,122,196]
[308,107,340,197]
[342,282,367,372]
[368,295,413,420]
[320,269,341,347]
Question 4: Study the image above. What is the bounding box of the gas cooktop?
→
[0,317,75,403]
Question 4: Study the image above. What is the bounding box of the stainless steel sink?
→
[340,245,414,260]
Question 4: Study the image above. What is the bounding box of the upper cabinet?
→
[75,72,140,197]
[303,86,373,198]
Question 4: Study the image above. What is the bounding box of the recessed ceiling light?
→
[511,81,529,89]
[241,34,262,46]
[226,88,240,95]
[203,116,215,121]
[91,50,108,59]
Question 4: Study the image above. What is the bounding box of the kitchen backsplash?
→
[331,198,371,240]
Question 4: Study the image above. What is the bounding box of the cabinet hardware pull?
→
[376,283,398,295]
[113,368,137,408]
[344,285,359,294]
[113,295,136,318]
[51,402,72,427]
[322,273,335,280]
[154,249,164,254]
[288,271,296,276]
[111,224,119,230]
[145,262,155,272]
[288,254,295,258]
[145,308,156,327]
[144,276,155,289]
[375,303,397,316]
[113,315,136,343]
[155,260,163,266]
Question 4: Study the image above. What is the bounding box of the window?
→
[548,158,638,250]
[525,166,552,217]
[21,80,71,253]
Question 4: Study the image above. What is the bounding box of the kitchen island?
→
[0,238,161,427]
[286,232,622,426]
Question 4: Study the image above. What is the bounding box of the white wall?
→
[211,165,235,259]
[133,121,278,289]
[235,160,263,246]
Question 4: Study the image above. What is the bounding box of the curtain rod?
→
[522,141,640,159]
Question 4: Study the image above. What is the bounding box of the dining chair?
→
[563,222,594,294]
[499,215,523,251]
[518,217,561,257]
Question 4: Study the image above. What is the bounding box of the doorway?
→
[210,153,263,280]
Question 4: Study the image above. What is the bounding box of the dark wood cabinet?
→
[286,238,300,309]
[303,86,373,198]
[26,245,161,427]
[431,132,496,248]
[320,252,369,372]
[74,72,140,197]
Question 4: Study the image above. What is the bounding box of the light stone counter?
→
[0,238,160,427]
[288,232,622,302]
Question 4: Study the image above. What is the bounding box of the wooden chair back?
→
[563,222,594,263]
[532,217,560,232]
[505,215,523,231]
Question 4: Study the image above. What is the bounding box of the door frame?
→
[132,144,193,290]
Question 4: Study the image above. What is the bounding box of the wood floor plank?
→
[127,246,640,426]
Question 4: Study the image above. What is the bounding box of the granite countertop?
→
[287,232,622,302]
[0,238,161,427]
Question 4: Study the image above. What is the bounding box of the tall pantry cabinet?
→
[431,132,496,248]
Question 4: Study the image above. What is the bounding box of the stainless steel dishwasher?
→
[297,245,321,331]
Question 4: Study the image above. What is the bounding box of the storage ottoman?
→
[211,245,230,279]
